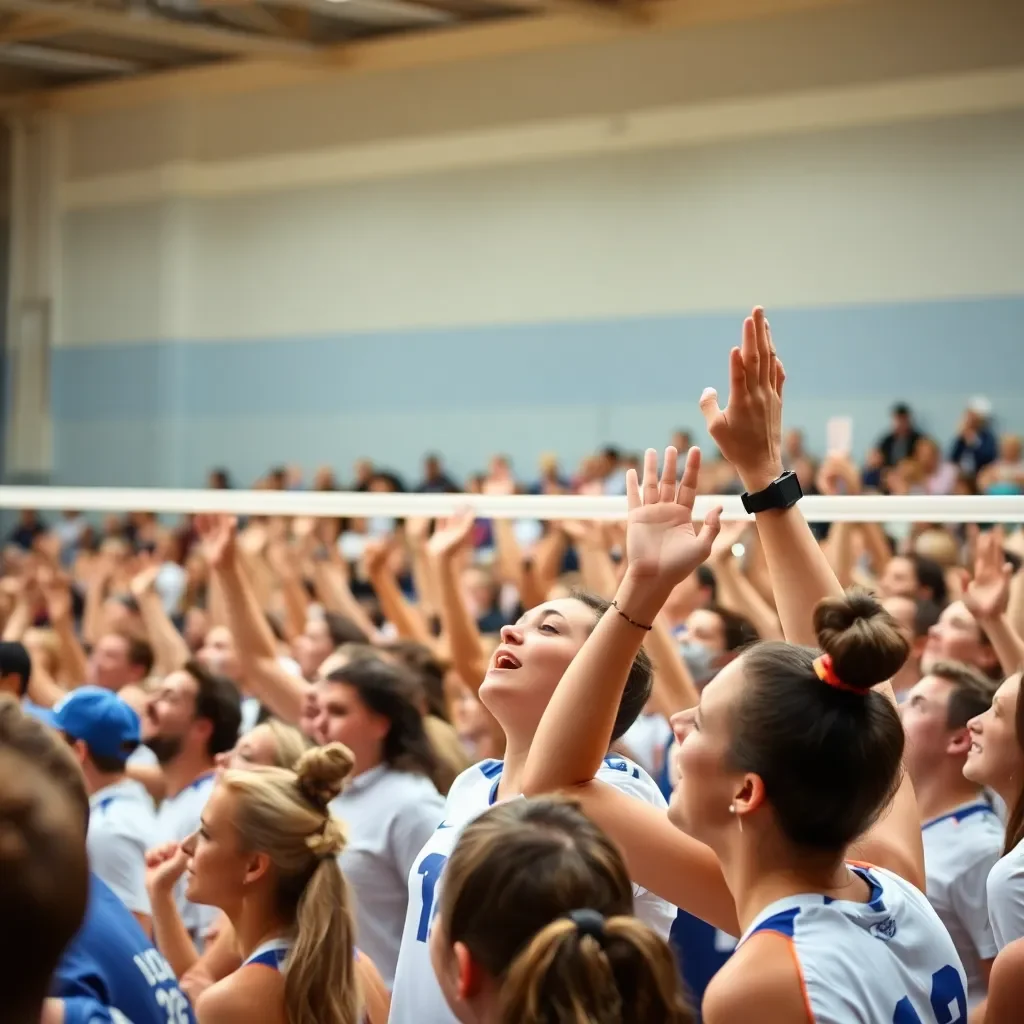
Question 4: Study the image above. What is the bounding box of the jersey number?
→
[156,988,192,1024]
[416,852,448,943]
[892,965,967,1024]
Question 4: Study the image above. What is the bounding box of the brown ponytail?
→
[438,797,692,1024]
[500,915,690,1024]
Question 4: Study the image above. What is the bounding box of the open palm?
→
[626,446,721,586]
[194,513,237,569]
[965,527,1011,620]
[428,508,475,559]
[699,307,785,493]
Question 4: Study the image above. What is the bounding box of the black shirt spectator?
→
[7,510,46,552]
[417,454,459,494]
[876,403,923,468]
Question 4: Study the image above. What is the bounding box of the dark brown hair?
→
[925,660,998,731]
[0,744,89,1024]
[381,639,450,722]
[439,797,692,1024]
[1002,672,1024,857]
[325,657,441,786]
[728,589,909,852]
[571,592,653,741]
[0,695,90,828]
[184,658,242,758]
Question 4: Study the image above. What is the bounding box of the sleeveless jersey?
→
[54,873,195,1024]
[739,864,968,1024]
[388,755,677,1024]
[921,800,1003,1005]
[243,938,293,971]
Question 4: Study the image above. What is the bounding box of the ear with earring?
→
[728,803,744,833]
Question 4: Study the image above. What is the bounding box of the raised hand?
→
[404,517,431,548]
[194,513,237,569]
[964,526,1012,621]
[699,306,785,493]
[625,446,721,588]
[427,508,475,560]
[362,537,394,576]
[38,566,74,623]
[128,553,161,599]
[145,841,189,896]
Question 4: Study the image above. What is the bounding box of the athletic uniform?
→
[243,937,293,971]
[88,778,157,918]
[54,873,195,1024]
[987,838,1024,952]
[242,937,368,1023]
[388,755,677,1024]
[153,771,219,947]
[670,911,737,1020]
[331,765,445,987]
[739,863,968,1023]
[921,800,1003,1005]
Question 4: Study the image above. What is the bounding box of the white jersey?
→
[739,863,968,1024]
[921,800,1003,1005]
[987,837,1024,952]
[332,766,445,987]
[154,771,218,946]
[88,778,158,918]
[388,755,677,1024]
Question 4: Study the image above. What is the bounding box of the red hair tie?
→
[813,654,864,695]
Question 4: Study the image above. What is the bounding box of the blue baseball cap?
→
[51,686,141,761]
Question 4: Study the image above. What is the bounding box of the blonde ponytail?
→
[286,858,359,1024]
[499,915,691,1024]
[223,742,360,1024]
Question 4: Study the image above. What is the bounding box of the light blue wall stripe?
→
[51,296,1024,487]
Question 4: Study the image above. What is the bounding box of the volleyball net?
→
[0,486,1020,523]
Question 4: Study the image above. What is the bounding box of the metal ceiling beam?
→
[301,0,455,26]
[0,40,140,72]
[8,0,874,112]
[0,0,316,57]
[0,12,73,41]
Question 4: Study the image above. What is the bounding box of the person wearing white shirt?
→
[901,661,1003,1005]
[141,659,241,950]
[388,580,676,1024]
[312,656,445,988]
[963,669,1024,957]
[51,686,158,935]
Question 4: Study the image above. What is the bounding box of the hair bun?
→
[813,588,910,693]
[294,743,355,810]
[306,815,346,860]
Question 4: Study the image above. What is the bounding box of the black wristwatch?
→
[741,471,803,514]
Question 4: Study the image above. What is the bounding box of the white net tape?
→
[0,486,1021,523]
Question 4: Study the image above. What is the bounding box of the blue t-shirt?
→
[53,874,196,1024]
[655,737,736,1018]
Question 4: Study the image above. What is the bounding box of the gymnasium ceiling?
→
[0,0,869,102]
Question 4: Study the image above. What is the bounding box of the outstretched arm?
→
[700,307,923,890]
[523,445,720,792]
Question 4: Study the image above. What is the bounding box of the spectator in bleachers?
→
[877,402,924,467]
[979,434,1024,495]
[52,686,157,934]
[951,397,999,476]
[417,454,459,494]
